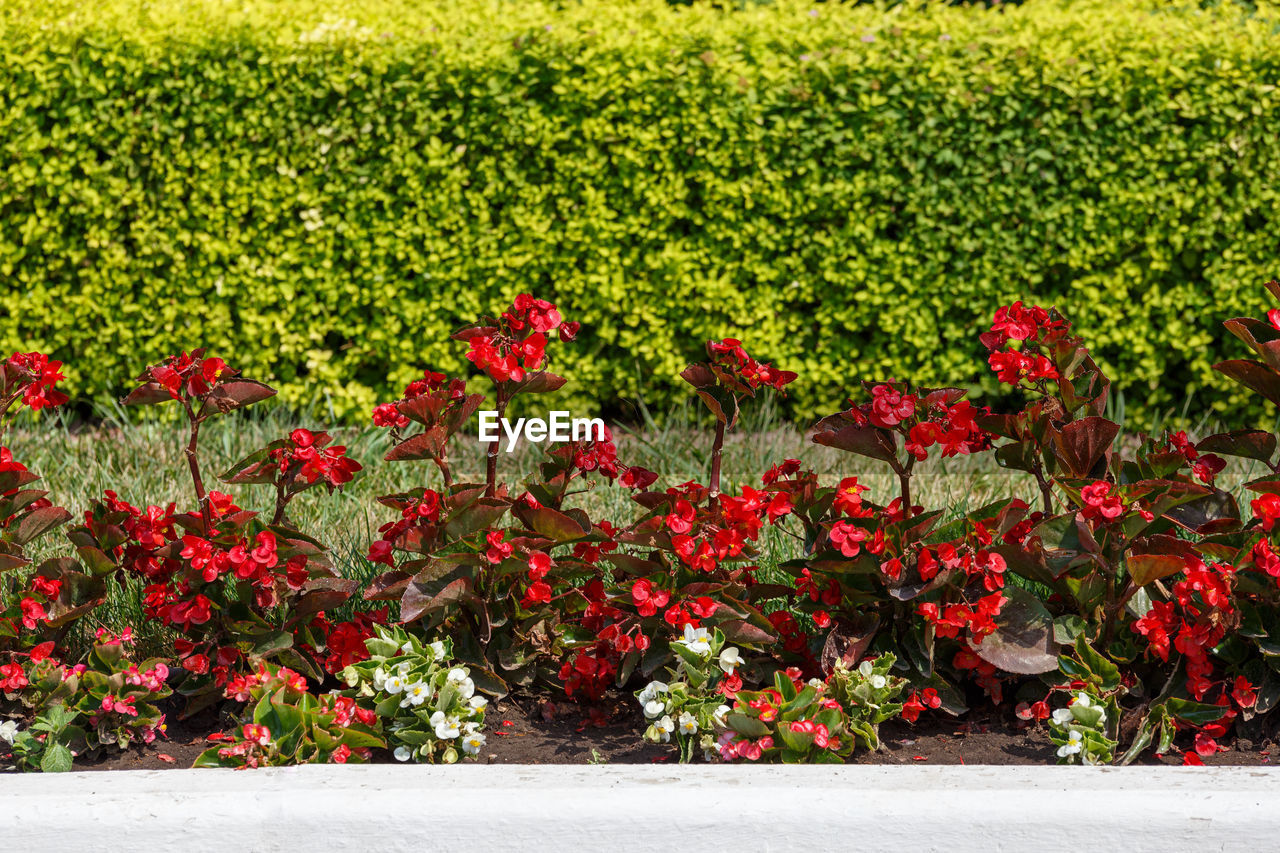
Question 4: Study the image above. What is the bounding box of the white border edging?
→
[6,765,1279,852]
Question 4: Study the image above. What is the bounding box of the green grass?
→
[5,403,1266,654]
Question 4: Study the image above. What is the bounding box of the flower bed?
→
[6,286,1280,770]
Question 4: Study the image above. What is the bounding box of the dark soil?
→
[72,692,1279,770]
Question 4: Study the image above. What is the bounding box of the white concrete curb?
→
[5,765,1279,852]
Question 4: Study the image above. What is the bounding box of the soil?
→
[72,692,1279,770]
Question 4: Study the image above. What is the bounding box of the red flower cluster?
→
[0,660,29,691]
[981,301,1069,349]
[1079,481,1150,525]
[1160,431,1225,486]
[918,591,1008,643]
[904,399,991,460]
[372,370,468,428]
[1132,558,1235,699]
[144,351,236,401]
[462,295,573,384]
[980,302,1068,387]
[270,428,362,488]
[988,349,1060,386]
[664,484,792,575]
[901,687,942,723]
[1252,492,1280,532]
[4,351,69,411]
[367,489,443,566]
[304,609,388,674]
[707,339,798,392]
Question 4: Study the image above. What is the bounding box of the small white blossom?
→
[678,712,698,735]
[713,704,731,727]
[653,715,675,743]
[384,674,406,695]
[644,699,667,719]
[430,711,461,740]
[870,674,887,690]
[447,668,475,700]
[0,720,17,745]
[1051,708,1074,725]
[718,646,744,674]
[1057,729,1083,758]
[372,667,388,691]
[461,731,487,755]
[400,681,430,708]
[676,624,712,656]
[468,695,488,711]
[393,745,412,762]
[428,641,446,661]
[638,681,668,705]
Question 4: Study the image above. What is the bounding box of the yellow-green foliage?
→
[0,0,1277,423]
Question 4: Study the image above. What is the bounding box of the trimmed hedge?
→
[0,0,1278,423]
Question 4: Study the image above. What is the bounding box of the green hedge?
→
[1,0,1278,425]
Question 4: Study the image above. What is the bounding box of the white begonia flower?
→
[638,681,668,706]
[808,678,825,690]
[393,745,412,762]
[653,715,675,743]
[384,674,406,695]
[1051,708,1074,726]
[399,642,415,655]
[718,646,745,674]
[372,667,388,691]
[678,712,698,735]
[468,695,488,711]
[870,674,888,690]
[858,660,874,678]
[400,681,430,708]
[461,731,486,755]
[430,711,461,740]
[0,720,17,745]
[446,667,476,700]
[677,624,712,656]
[1056,729,1083,758]
[396,661,412,676]
[644,699,667,719]
[713,704,731,727]
[463,720,481,734]
[428,641,446,662]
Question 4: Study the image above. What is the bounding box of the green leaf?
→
[40,742,74,773]
[725,712,770,738]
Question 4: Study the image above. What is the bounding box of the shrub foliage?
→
[0,0,1277,421]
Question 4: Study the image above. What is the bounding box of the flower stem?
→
[709,418,726,499]
[183,407,211,536]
